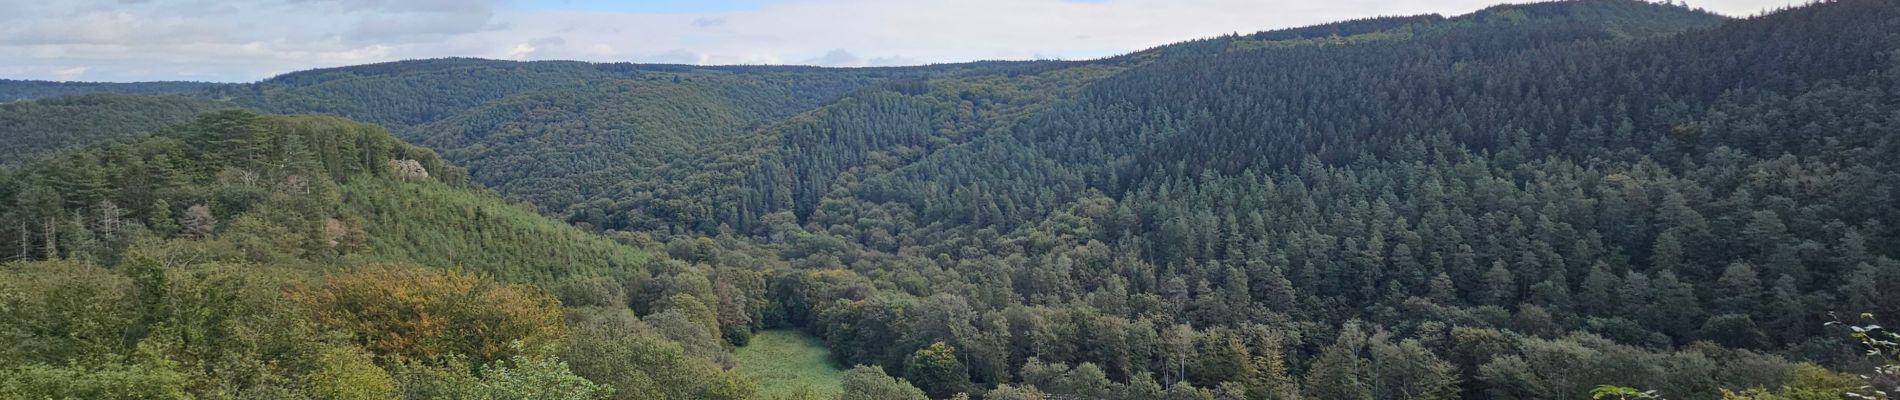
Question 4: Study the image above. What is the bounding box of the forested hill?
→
[0,79,227,102]
[5,0,1900,399]
[572,0,1898,399]
[0,111,772,399]
[197,57,1033,138]
[0,94,231,167]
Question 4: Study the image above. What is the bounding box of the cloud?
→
[344,9,500,43]
[866,56,917,67]
[291,0,496,14]
[803,48,861,67]
[691,16,725,28]
[0,0,1798,82]
[0,11,229,46]
[505,36,566,59]
[646,49,702,64]
[52,66,89,80]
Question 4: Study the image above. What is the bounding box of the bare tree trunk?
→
[182,205,217,240]
[95,200,122,240]
[73,209,86,240]
[15,221,27,261]
[42,217,56,259]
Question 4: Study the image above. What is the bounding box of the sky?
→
[0,0,1802,83]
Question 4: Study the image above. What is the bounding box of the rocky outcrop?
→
[389,159,429,178]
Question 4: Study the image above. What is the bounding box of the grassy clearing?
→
[735,330,846,400]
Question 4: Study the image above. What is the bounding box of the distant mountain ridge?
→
[0,94,231,167]
[0,79,227,103]
[6,0,1900,398]
[0,0,1734,220]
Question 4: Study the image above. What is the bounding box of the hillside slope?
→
[552,0,1729,235]
[0,79,226,102]
[5,0,1899,398]
[0,111,778,400]
[0,94,231,166]
[0,109,651,281]
[411,73,885,223]
[573,1,1897,398]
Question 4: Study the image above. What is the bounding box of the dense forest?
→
[5,0,1900,399]
[0,111,774,399]
[0,94,229,167]
[0,79,227,103]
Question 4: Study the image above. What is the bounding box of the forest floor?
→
[735,330,846,399]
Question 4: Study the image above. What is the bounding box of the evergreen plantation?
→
[4,0,1900,399]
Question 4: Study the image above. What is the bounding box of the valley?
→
[3,0,1899,399]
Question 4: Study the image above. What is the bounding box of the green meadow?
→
[735,330,846,400]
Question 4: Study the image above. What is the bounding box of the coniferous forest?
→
[4,0,1900,399]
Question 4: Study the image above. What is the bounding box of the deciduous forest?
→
[3,0,1898,399]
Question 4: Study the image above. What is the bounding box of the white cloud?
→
[52,67,90,80]
[648,49,703,65]
[0,0,1800,82]
[803,49,862,67]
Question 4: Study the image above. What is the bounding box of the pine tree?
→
[1189,333,1251,387]
[1580,263,1618,315]
[1651,230,1683,272]
[148,199,179,237]
[1650,271,1702,340]
[1303,324,1372,400]
[1764,274,1807,344]
[1428,272,1458,304]
[1369,338,1459,400]
[1161,324,1195,386]
[1715,262,1763,315]
[1482,261,1517,305]
[1244,336,1301,400]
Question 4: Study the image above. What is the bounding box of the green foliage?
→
[907,341,973,398]
[1591,385,1660,400]
[0,352,191,400]
[562,306,755,400]
[471,353,614,400]
[4,0,1898,398]
[1719,364,1866,400]
[716,2,1900,398]
[1304,324,1374,400]
[0,107,756,399]
[338,178,649,282]
[1370,335,1461,400]
[987,384,1048,400]
[308,346,397,400]
[3,256,611,399]
[0,109,468,265]
[840,365,928,400]
[0,260,138,365]
[391,351,613,400]
[412,74,877,231]
[1832,313,1900,398]
[0,79,223,102]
